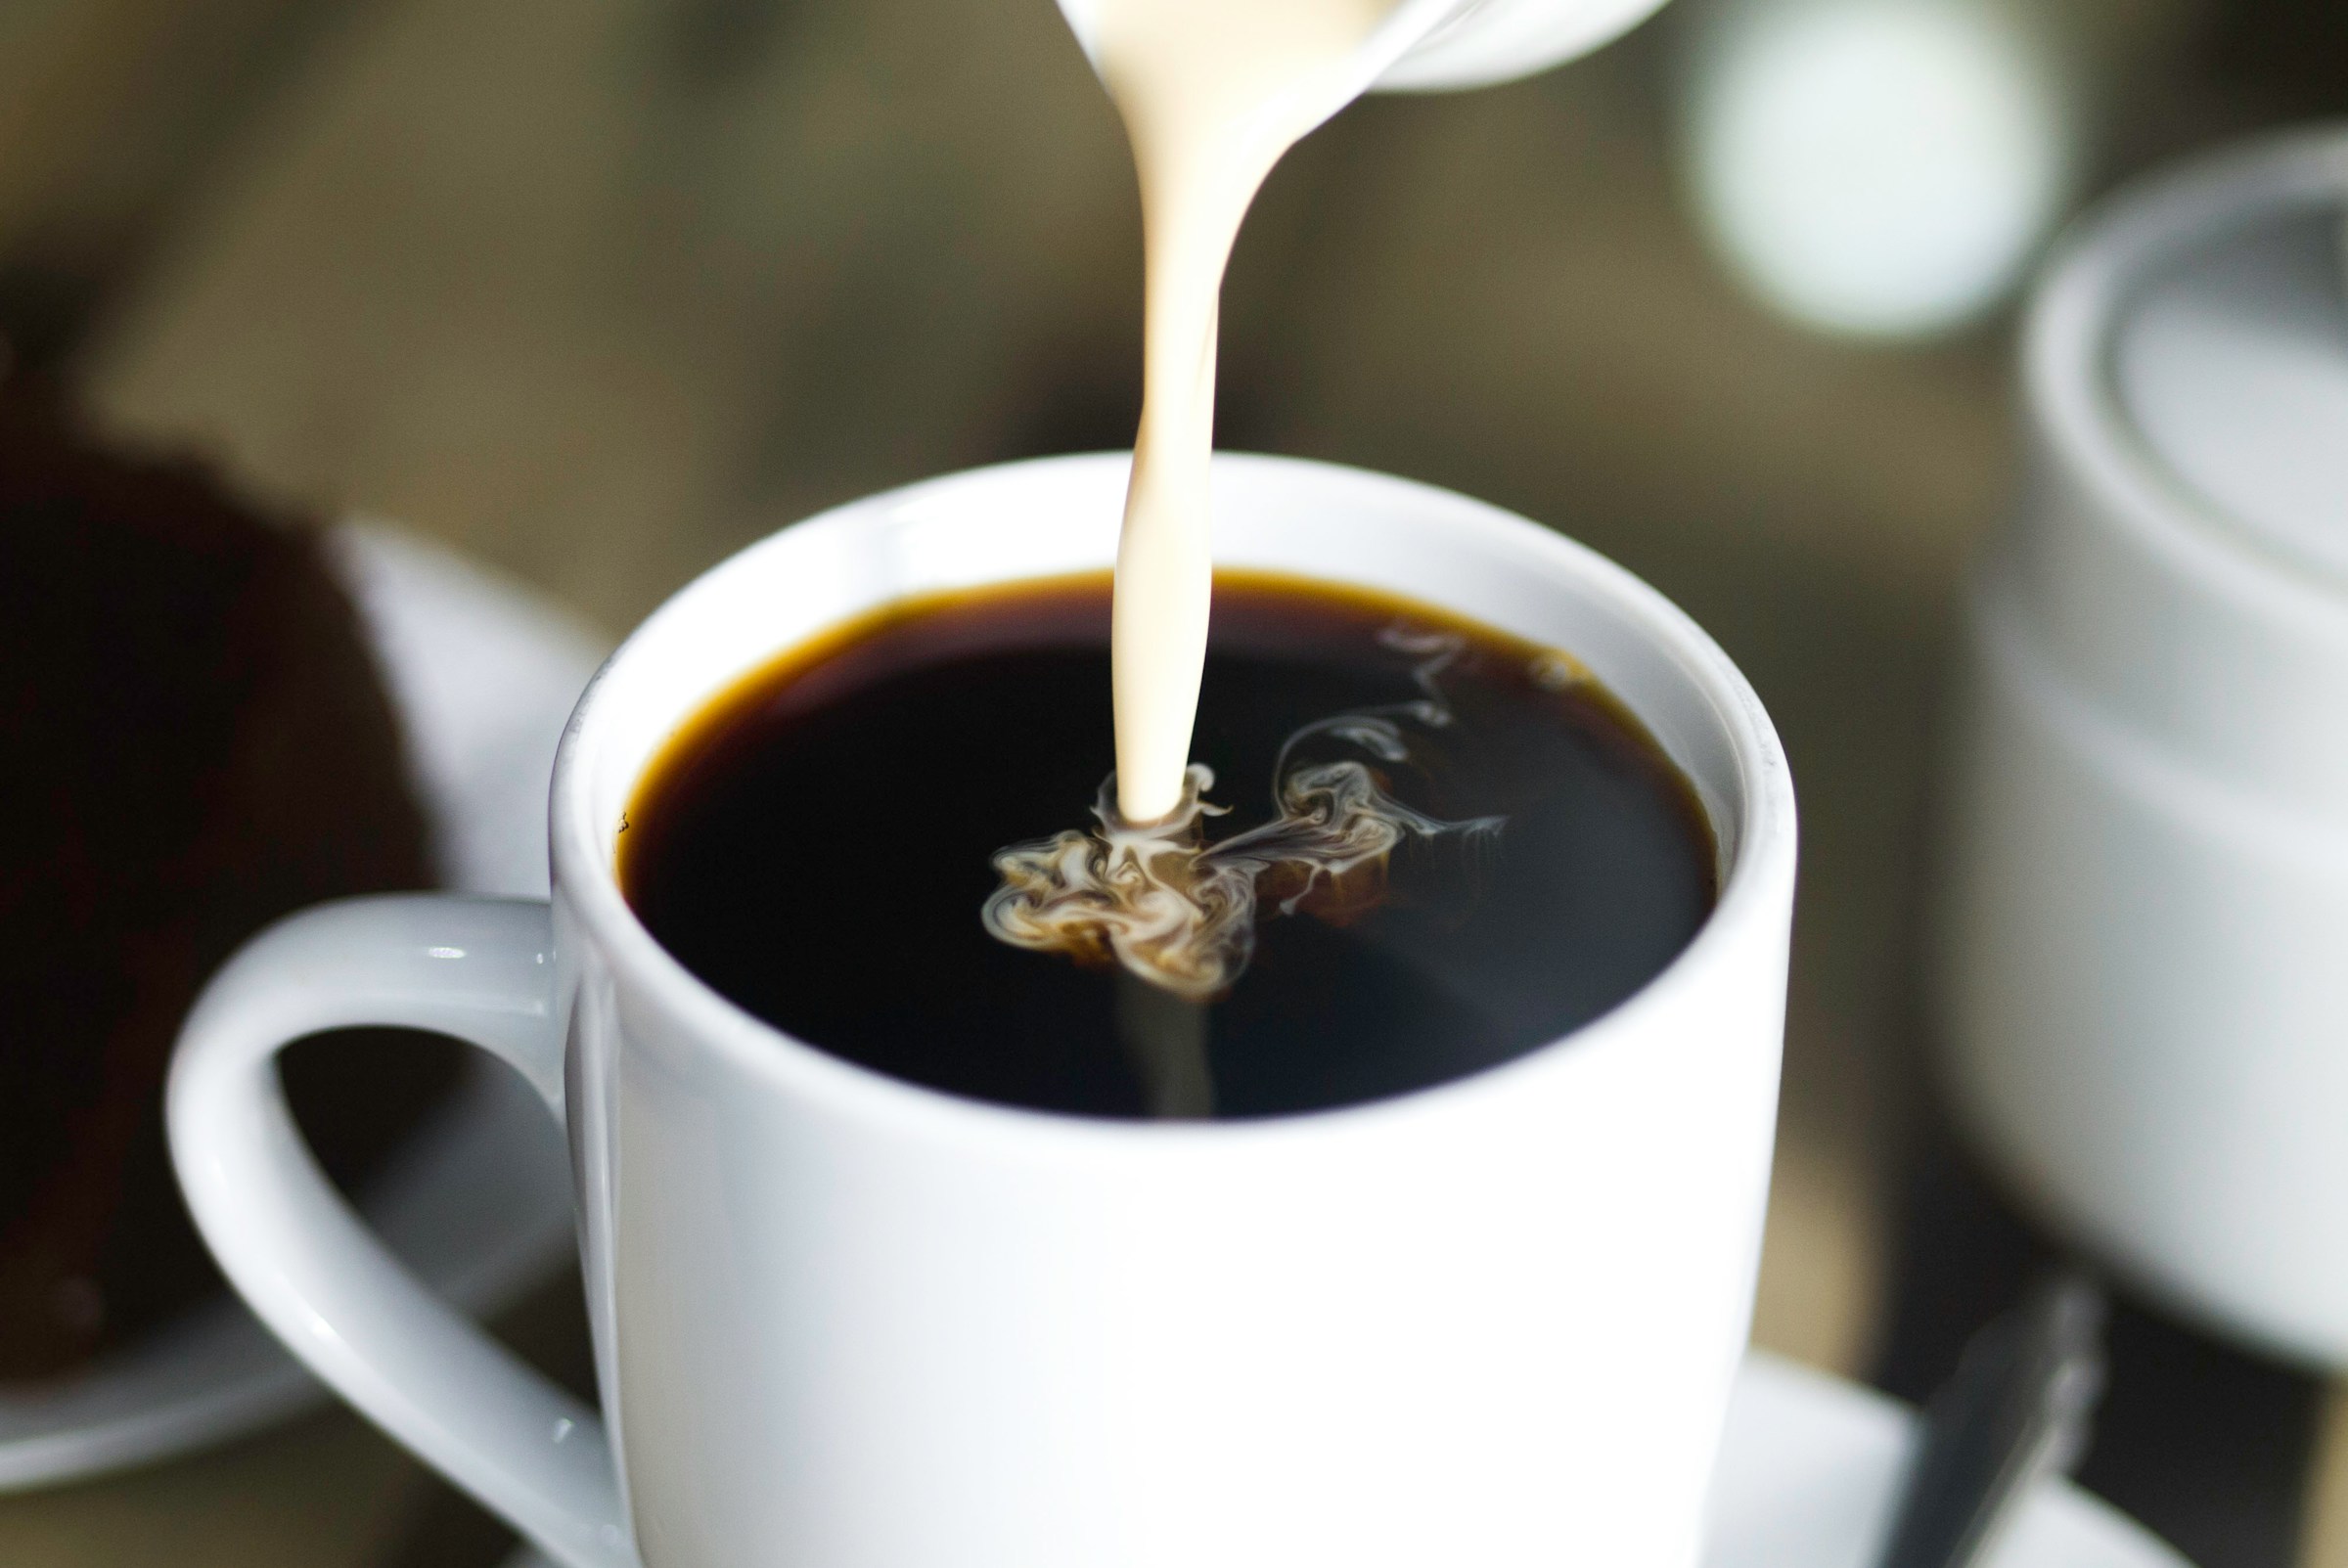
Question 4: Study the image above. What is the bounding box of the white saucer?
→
[493,1351,2190,1568]
[0,524,609,1490]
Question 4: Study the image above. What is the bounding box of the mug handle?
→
[168,894,638,1568]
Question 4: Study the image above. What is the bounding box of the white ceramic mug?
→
[1932,127,2348,1365]
[169,454,1795,1568]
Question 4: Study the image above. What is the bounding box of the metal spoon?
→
[1874,1274,2108,1568]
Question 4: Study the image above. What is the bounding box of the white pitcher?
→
[1054,0,1676,101]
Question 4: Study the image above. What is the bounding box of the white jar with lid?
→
[1932,125,2348,1365]
[1054,0,1676,98]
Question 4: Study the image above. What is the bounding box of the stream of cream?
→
[1099,0,1396,826]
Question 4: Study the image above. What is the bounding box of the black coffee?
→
[619,572,1714,1119]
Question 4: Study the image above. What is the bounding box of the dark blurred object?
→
[0,261,113,385]
[2205,0,2348,119]
[1878,1113,2325,1568]
[0,379,450,1378]
[1877,1273,2105,1568]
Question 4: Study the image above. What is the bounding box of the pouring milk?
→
[1076,0,1676,823]
[980,0,1683,1038]
[1100,0,1395,824]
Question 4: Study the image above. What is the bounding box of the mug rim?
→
[2029,121,2348,621]
[547,452,1795,1150]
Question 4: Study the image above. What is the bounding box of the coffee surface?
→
[620,574,1715,1120]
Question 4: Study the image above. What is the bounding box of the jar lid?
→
[2113,206,2348,583]
[2004,125,2348,816]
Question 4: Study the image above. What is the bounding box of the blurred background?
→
[1,0,2344,1562]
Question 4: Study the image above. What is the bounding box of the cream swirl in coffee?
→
[984,631,1505,1001]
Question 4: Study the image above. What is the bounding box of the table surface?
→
[2,0,2341,1563]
